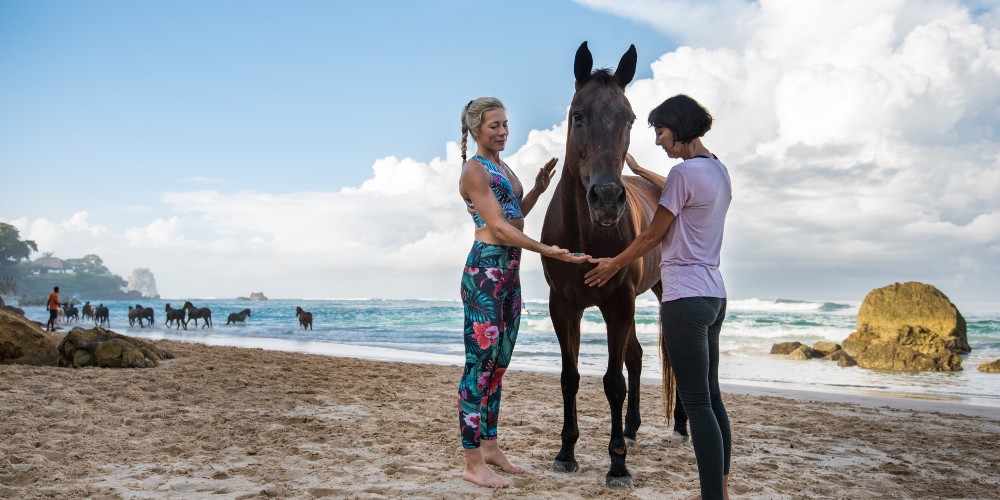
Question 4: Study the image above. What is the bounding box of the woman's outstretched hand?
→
[545,245,590,264]
[533,158,558,193]
[584,257,621,287]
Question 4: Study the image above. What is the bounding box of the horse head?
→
[566,41,637,227]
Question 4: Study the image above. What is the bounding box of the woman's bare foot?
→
[481,440,525,474]
[463,448,510,488]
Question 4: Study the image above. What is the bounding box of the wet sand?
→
[2,338,999,498]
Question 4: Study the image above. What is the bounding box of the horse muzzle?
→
[587,180,627,227]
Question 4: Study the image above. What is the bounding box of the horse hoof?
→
[552,460,579,473]
[606,475,634,490]
[625,437,640,450]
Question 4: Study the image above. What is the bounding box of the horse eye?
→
[571,112,583,125]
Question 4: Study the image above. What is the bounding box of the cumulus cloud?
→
[606,0,1000,301]
[7,0,999,303]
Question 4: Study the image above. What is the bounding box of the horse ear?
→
[574,41,593,90]
[614,44,637,88]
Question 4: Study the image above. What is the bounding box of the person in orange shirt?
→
[46,286,60,332]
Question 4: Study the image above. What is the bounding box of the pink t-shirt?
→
[658,156,732,302]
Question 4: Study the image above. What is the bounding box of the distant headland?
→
[236,292,268,301]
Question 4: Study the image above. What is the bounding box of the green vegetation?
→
[0,222,148,302]
[0,223,38,295]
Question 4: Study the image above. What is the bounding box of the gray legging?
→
[660,297,730,500]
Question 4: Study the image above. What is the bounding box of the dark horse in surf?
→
[541,42,663,490]
[183,301,213,328]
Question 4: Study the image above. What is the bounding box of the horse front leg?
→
[624,321,642,446]
[600,300,636,490]
[549,293,583,473]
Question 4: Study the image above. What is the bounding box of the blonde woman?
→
[457,97,589,488]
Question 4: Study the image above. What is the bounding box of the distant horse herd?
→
[52,301,315,330]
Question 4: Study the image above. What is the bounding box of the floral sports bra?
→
[464,155,524,228]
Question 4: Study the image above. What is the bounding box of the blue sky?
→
[2,0,999,307]
[0,1,670,222]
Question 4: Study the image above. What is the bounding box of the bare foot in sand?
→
[463,449,510,488]
[481,440,525,474]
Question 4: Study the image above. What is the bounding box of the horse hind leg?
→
[623,321,642,448]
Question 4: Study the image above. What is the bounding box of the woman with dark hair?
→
[457,97,590,488]
[585,94,733,499]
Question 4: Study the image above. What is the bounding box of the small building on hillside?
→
[33,257,67,275]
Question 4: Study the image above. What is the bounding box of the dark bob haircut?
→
[647,94,713,144]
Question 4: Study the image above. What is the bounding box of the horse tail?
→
[659,314,676,424]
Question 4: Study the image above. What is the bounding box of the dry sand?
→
[2,338,999,499]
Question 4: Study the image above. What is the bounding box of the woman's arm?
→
[461,161,589,263]
[519,157,558,216]
[584,204,675,286]
[625,153,666,190]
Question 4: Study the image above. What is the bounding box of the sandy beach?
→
[2,336,999,499]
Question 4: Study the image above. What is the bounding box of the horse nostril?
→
[617,186,626,205]
[587,185,600,206]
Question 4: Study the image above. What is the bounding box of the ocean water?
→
[19,297,1000,408]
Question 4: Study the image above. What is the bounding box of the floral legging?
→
[458,241,522,449]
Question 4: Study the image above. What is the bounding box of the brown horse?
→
[165,303,187,329]
[135,304,154,328]
[226,308,252,325]
[127,305,141,327]
[93,304,110,328]
[540,42,663,490]
[295,306,313,330]
[183,301,213,328]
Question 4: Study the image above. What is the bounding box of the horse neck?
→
[554,160,594,229]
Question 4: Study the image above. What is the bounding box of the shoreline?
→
[119,328,1000,413]
[3,338,999,498]
[720,382,999,419]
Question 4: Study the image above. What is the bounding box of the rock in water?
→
[58,327,173,368]
[770,342,804,355]
[842,282,969,371]
[0,309,59,366]
[823,350,858,367]
[811,341,841,357]
[979,360,1000,373]
[785,345,815,360]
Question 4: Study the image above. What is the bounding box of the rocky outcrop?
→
[812,342,841,357]
[823,350,857,367]
[770,342,803,355]
[842,282,969,371]
[786,345,815,360]
[1,304,25,316]
[979,360,1000,373]
[0,308,60,366]
[57,327,173,368]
